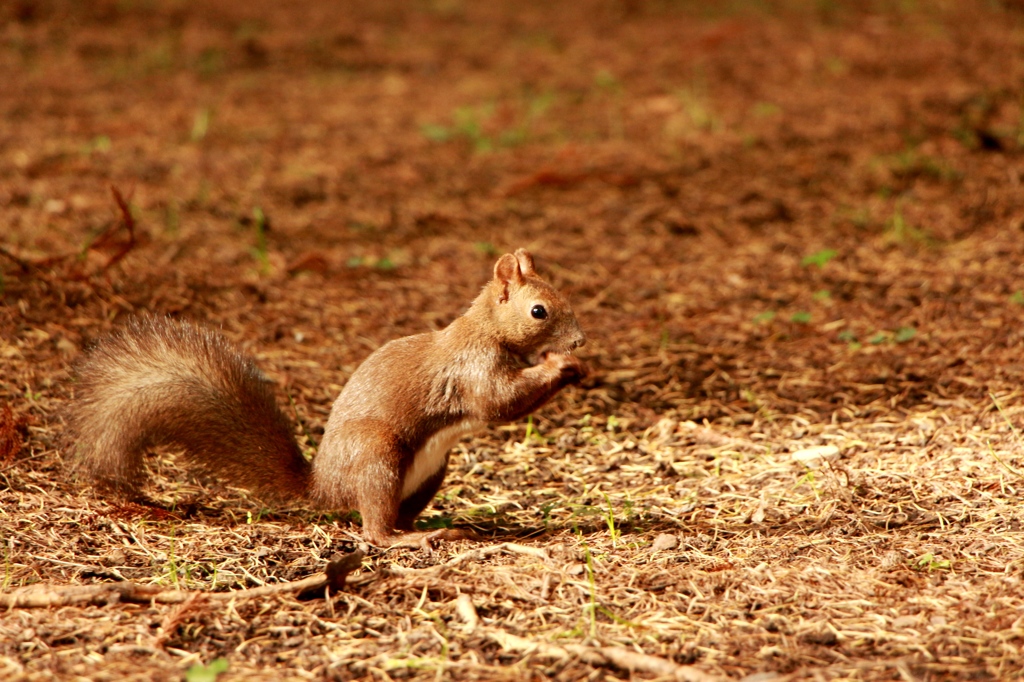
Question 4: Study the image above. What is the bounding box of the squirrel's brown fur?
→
[67,249,586,546]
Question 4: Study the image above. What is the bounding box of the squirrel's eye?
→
[531,304,548,320]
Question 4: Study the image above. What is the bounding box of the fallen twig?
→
[97,185,137,273]
[487,629,722,682]
[0,185,137,281]
[0,550,364,609]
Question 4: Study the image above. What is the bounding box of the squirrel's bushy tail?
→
[66,317,311,501]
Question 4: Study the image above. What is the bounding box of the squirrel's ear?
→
[513,249,536,277]
[493,252,525,303]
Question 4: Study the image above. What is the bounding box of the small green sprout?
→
[790,311,812,324]
[801,249,838,268]
[894,327,916,343]
[186,658,229,682]
[191,107,212,142]
[603,494,620,546]
[913,553,950,572]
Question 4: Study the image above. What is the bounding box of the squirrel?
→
[67,249,587,548]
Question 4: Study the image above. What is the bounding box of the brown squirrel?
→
[67,249,587,548]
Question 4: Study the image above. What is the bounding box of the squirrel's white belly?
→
[402,419,483,499]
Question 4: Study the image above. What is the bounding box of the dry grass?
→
[4,0,1024,680]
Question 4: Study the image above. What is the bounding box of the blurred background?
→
[2,0,1024,424]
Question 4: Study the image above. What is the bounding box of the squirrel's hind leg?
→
[395,464,448,530]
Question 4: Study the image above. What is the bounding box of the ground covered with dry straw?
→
[3,1,1024,680]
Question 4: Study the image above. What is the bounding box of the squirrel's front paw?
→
[543,352,587,384]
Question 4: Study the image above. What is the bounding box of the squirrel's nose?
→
[571,332,587,350]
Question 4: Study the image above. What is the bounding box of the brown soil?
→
[3,1,1024,680]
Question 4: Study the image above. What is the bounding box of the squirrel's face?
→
[491,249,586,363]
